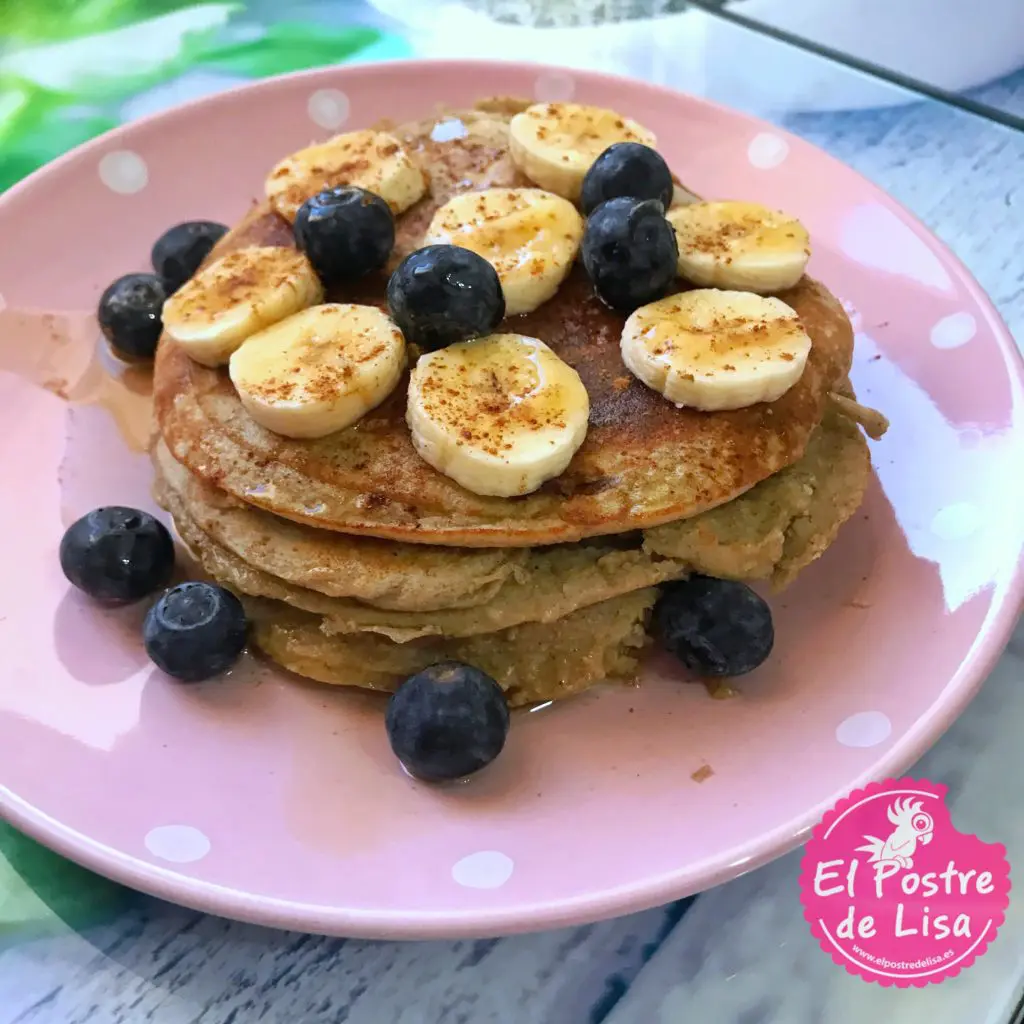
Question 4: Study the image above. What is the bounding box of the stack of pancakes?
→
[151,99,875,707]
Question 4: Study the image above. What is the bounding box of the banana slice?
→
[162,246,323,367]
[407,333,589,497]
[265,130,427,222]
[508,103,656,200]
[229,304,406,439]
[667,201,810,293]
[424,188,584,315]
[620,290,812,412]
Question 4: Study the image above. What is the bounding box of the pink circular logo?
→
[799,778,1010,986]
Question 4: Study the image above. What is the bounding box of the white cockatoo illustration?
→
[856,797,935,870]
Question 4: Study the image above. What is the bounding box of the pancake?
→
[154,103,856,548]
[151,441,526,612]
[160,471,686,641]
[154,404,868,643]
[244,588,657,708]
[644,404,870,588]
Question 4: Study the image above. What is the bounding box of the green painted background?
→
[0,0,411,192]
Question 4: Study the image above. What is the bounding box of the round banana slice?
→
[620,290,812,412]
[162,246,323,367]
[424,188,584,315]
[265,130,427,222]
[407,333,590,497]
[667,201,810,293]
[229,304,406,439]
[508,102,656,201]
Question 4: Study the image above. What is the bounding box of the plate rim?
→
[1,57,1023,939]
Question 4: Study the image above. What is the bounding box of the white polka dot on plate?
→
[533,71,575,102]
[144,825,211,863]
[307,88,350,131]
[747,133,789,170]
[0,292,6,313]
[931,502,982,541]
[452,850,514,889]
[836,711,892,748]
[98,150,148,194]
[930,312,976,350]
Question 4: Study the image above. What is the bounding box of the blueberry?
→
[59,507,174,605]
[293,186,395,284]
[144,582,248,682]
[151,220,228,293]
[581,197,678,314]
[580,143,674,216]
[653,576,774,677]
[385,661,510,782]
[97,273,167,360]
[387,244,505,351]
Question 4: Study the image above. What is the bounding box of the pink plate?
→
[0,60,1022,939]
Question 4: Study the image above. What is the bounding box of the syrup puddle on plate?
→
[0,306,154,452]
